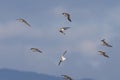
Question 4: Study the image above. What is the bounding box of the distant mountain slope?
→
[0,68,62,80]
[0,68,94,80]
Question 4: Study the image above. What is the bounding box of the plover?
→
[101,39,112,47]
[61,75,73,80]
[17,18,31,27]
[98,51,109,58]
[58,50,67,66]
[62,12,72,22]
[59,27,70,35]
[30,48,42,53]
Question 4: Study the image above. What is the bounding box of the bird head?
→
[101,39,105,42]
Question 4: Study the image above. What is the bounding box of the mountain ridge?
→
[0,68,62,80]
[0,68,94,80]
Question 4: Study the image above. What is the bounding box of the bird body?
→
[61,75,73,80]
[62,12,72,22]
[101,39,112,47]
[31,48,42,53]
[17,18,31,27]
[58,50,67,66]
[59,27,70,35]
[98,51,109,58]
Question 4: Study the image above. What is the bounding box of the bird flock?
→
[16,12,113,80]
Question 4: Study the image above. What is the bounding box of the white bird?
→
[101,39,112,47]
[59,27,70,35]
[30,48,42,53]
[98,51,109,58]
[17,18,31,27]
[58,50,67,66]
[61,75,73,80]
[62,12,72,22]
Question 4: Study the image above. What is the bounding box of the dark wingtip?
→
[109,45,112,47]
[105,55,109,58]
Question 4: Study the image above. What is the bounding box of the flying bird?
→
[61,75,73,80]
[58,50,67,66]
[59,27,70,35]
[62,12,72,22]
[98,51,109,58]
[101,39,112,47]
[30,48,42,53]
[17,18,31,27]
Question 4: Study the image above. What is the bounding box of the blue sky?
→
[0,0,120,80]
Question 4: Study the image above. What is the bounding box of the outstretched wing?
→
[63,27,71,30]
[60,31,66,35]
[61,75,73,80]
[106,43,112,47]
[103,53,109,58]
[31,48,42,53]
[22,19,31,27]
[36,49,42,53]
[67,14,72,22]
[17,18,31,27]
[58,60,62,66]
[63,50,67,56]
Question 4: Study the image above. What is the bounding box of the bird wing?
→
[22,19,31,27]
[59,30,65,35]
[61,75,73,80]
[62,13,68,17]
[67,14,72,22]
[103,53,109,58]
[106,43,112,47]
[63,27,71,30]
[36,49,42,53]
[61,32,66,35]
[63,50,67,56]
[31,48,42,53]
[102,40,112,47]
[58,60,62,66]
[61,75,69,78]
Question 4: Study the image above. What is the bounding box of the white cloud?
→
[79,40,98,56]
[0,21,29,39]
[0,21,50,40]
